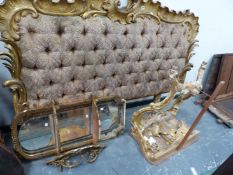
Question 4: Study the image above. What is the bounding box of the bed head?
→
[0,0,199,112]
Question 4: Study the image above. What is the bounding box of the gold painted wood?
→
[0,0,38,41]
[131,62,207,164]
[0,39,28,112]
[0,0,199,41]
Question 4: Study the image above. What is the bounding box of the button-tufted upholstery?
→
[18,15,189,108]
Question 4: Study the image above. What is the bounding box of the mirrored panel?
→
[57,106,92,145]
[19,115,54,151]
[97,99,125,137]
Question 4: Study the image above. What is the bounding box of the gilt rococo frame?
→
[0,0,199,114]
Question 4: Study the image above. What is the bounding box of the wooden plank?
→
[217,55,233,95]
[203,54,222,95]
[211,92,233,126]
[226,65,233,93]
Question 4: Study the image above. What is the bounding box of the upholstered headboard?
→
[0,0,199,112]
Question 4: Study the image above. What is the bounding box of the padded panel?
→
[18,15,189,108]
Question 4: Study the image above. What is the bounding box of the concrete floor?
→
[21,97,233,175]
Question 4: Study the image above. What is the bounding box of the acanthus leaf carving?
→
[0,0,38,41]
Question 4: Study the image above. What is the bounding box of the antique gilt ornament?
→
[131,62,207,164]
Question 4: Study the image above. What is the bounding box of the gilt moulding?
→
[0,0,199,42]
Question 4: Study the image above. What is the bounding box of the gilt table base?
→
[131,127,199,164]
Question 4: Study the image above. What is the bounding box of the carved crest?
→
[0,0,199,42]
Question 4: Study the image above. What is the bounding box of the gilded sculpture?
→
[131,62,207,164]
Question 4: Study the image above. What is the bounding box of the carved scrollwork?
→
[0,0,38,41]
[82,3,107,18]
[0,0,199,43]
[32,0,88,16]
[0,39,21,77]
[102,0,199,42]
[133,63,194,120]
[0,39,28,112]
[3,79,28,113]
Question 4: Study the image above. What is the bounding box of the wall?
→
[0,0,233,126]
[141,0,233,82]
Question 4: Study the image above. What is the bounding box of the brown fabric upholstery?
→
[18,15,189,108]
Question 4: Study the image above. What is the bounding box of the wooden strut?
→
[51,101,61,154]
[176,81,225,151]
[92,99,100,144]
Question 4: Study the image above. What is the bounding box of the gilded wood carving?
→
[131,62,206,164]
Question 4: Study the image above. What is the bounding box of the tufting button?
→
[103,59,106,65]
[122,58,125,63]
[57,26,65,36]
[71,77,75,82]
[70,46,76,52]
[49,80,54,85]
[45,46,51,53]
[141,29,145,36]
[103,30,108,36]
[161,43,165,48]
[93,45,98,52]
[170,29,174,35]
[113,45,117,50]
[59,63,63,68]
[28,27,36,34]
[123,30,128,35]
[147,42,151,49]
[82,61,86,67]
[62,93,66,97]
[81,28,87,36]
[33,65,37,70]
[131,44,135,50]
[36,94,40,100]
